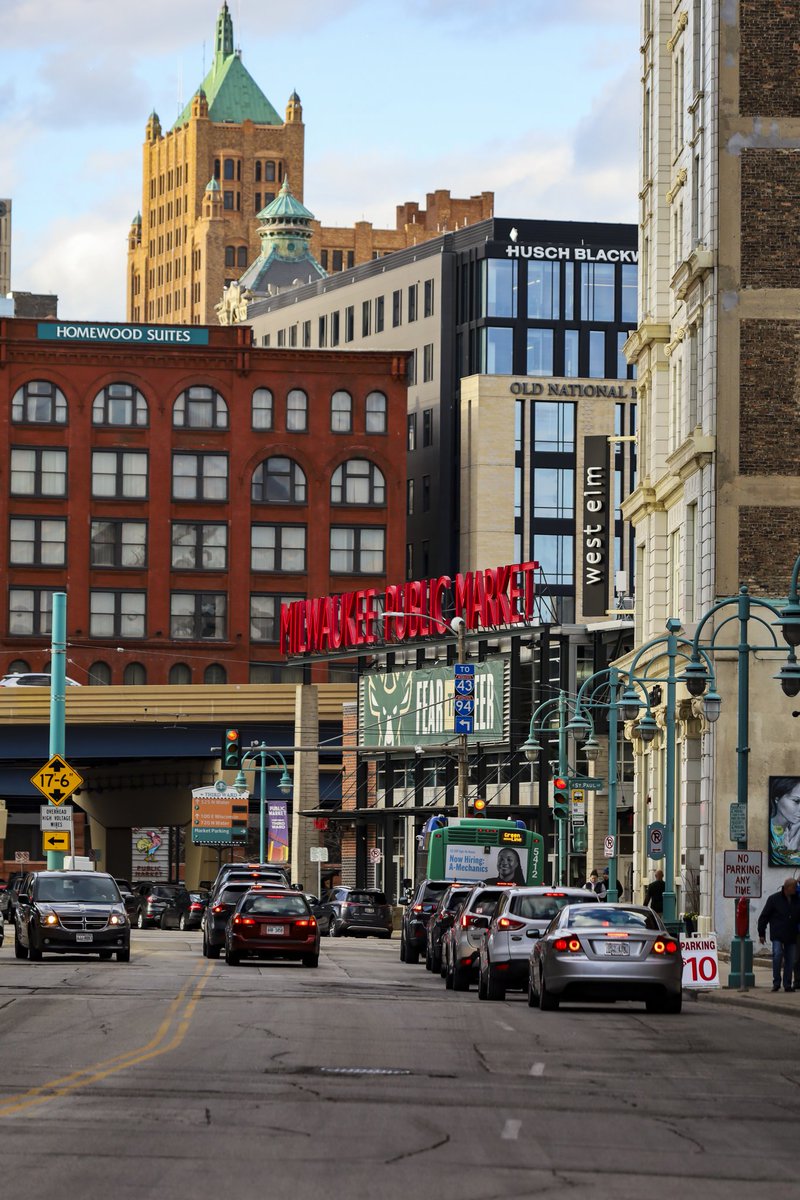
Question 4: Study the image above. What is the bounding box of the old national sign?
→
[360,661,505,748]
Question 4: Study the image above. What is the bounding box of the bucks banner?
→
[360,661,505,748]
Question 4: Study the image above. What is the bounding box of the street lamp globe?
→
[233,768,248,794]
[520,734,542,762]
[278,768,293,794]
[583,735,601,763]
[636,714,658,744]
[620,685,642,722]
[777,601,800,649]
[702,689,723,722]
[775,656,800,699]
[681,659,709,697]
[566,713,591,742]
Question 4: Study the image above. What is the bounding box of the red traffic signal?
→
[553,777,568,791]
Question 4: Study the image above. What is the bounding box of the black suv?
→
[400,878,450,964]
[14,870,130,961]
[425,884,472,974]
[131,883,187,928]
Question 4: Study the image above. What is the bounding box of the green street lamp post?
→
[233,744,292,863]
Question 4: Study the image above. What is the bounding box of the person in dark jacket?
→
[644,869,665,913]
[757,878,800,992]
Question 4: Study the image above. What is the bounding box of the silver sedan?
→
[527,904,683,1014]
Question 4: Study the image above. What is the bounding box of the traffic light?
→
[572,826,588,853]
[550,776,570,819]
[223,728,241,769]
[468,797,488,817]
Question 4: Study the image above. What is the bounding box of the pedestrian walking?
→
[757,877,800,992]
[603,867,624,901]
[644,869,665,914]
[594,871,608,901]
[584,870,599,892]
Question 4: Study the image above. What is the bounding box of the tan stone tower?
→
[126,1,304,325]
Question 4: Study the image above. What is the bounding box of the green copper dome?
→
[257,177,314,222]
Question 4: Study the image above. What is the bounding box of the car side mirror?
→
[399,896,410,906]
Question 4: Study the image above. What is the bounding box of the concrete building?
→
[624,1,800,940]
[0,198,10,295]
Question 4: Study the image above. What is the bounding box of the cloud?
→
[18,215,128,321]
[406,0,635,29]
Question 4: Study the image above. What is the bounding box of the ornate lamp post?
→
[233,745,292,863]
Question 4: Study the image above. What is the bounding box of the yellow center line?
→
[0,961,215,1118]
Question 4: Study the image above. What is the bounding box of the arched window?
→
[331,460,386,505]
[252,387,273,430]
[204,663,227,684]
[286,388,307,432]
[169,663,192,685]
[366,390,388,433]
[12,380,67,424]
[225,245,236,268]
[255,161,262,182]
[173,386,228,430]
[92,382,148,427]
[252,456,306,503]
[123,662,147,685]
[88,661,112,686]
[7,659,30,673]
[330,390,352,433]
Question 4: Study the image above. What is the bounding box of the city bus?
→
[422,817,545,885]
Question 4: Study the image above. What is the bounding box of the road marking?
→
[501,1119,521,1140]
[0,961,214,1118]
[496,1020,515,1032]
[530,1062,545,1076]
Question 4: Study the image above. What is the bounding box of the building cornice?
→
[621,480,661,525]
[664,427,716,481]
[624,322,671,364]
[671,245,715,300]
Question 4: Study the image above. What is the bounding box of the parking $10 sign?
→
[680,932,720,989]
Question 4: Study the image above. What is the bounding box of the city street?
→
[0,932,797,1198]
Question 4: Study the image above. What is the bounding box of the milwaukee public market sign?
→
[280,562,539,656]
[360,661,506,748]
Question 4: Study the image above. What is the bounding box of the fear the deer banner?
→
[359,661,506,748]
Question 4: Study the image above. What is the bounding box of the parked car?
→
[0,673,81,686]
[131,883,188,929]
[225,889,320,967]
[425,884,472,974]
[13,870,129,961]
[0,873,29,920]
[115,879,135,916]
[528,903,683,1013]
[478,886,599,1000]
[400,879,450,963]
[304,894,334,935]
[327,888,393,938]
[160,890,207,930]
[203,881,289,958]
[441,886,506,991]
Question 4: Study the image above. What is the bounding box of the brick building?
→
[0,316,407,685]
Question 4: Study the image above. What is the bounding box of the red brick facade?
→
[0,318,407,684]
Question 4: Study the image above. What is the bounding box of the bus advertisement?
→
[424,818,545,885]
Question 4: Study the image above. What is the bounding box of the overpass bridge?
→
[0,683,353,887]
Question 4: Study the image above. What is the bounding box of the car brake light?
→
[606,932,629,938]
[544,892,566,897]
[497,917,525,931]
[412,903,424,912]
[554,937,581,953]
[212,904,227,914]
[190,903,202,911]
[461,912,484,928]
[294,918,316,928]
[232,915,256,926]
[652,939,679,955]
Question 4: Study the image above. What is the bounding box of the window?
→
[331,460,386,505]
[173,386,228,429]
[534,403,575,452]
[617,332,631,380]
[580,263,615,321]
[123,663,147,686]
[407,413,417,451]
[252,457,306,503]
[408,283,418,322]
[171,453,227,501]
[621,264,637,324]
[407,350,417,386]
[237,246,248,269]
[332,250,343,272]
[331,390,353,433]
[92,450,148,499]
[225,245,235,268]
[482,259,518,317]
[361,393,386,436]
[423,343,434,382]
[169,663,192,684]
[170,592,227,640]
[422,475,431,511]
[252,387,273,430]
[265,161,276,181]
[330,526,385,575]
[320,250,328,271]
[224,158,235,180]
[564,329,579,377]
[171,523,227,570]
[318,316,327,347]
[531,533,574,585]
[9,588,55,636]
[526,329,554,375]
[424,279,435,317]
[9,517,66,566]
[406,543,413,579]
[251,524,306,572]
[331,311,340,346]
[392,289,402,327]
[255,161,262,182]
[481,327,513,373]
[90,591,146,638]
[302,321,311,348]
[250,593,304,642]
[345,306,354,342]
[423,409,433,447]
[527,262,560,319]
[407,479,415,514]
[204,663,226,683]
[287,389,307,431]
[532,468,574,519]
[11,448,67,497]
[375,295,385,332]
[12,380,67,424]
[223,192,234,210]
[589,331,606,378]
[89,662,112,686]
[362,300,371,337]
[90,520,147,568]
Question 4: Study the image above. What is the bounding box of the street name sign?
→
[40,805,74,832]
[723,849,762,898]
[31,756,84,805]
[42,830,71,853]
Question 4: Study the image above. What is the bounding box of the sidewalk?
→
[695,947,800,1015]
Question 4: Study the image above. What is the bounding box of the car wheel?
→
[425,946,433,971]
[302,953,319,968]
[405,941,420,965]
[179,914,187,932]
[14,929,28,959]
[452,961,469,992]
[225,946,240,965]
[136,910,146,930]
[539,969,559,1011]
[478,968,488,1000]
[116,948,131,963]
[201,932,209,958]
[159,912,169,930]
[98,950,113,961]
[399,934,407,961]
[207,941,222,959]
[486,967,506,1002]
[382,930,392,939]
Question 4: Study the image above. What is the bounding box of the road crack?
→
[385,1132,450,1164]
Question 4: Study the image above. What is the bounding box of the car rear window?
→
[242,895,310,917]
[469,889,502,915]
[567,908,658,930]
[347,891,386,905]
[421,881,449,902]
[219,885,254,903]
[36,877,121,904]
[512,893,597,920]
[445,889,470,911]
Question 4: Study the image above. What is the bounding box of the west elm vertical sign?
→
[582,436,611,618]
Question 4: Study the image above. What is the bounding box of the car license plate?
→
[604,942,629,956]
[76,933,94,943]
[362,907,375,914]
[263,924,284,936]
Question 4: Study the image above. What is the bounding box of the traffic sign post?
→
[40,804,74,832]
[31,756,83,806]
[42,830,71,854]
[647,821,665,860]
[723,850,761,991]
[310,845,329,898]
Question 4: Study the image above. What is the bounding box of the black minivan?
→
[14,871,130,961]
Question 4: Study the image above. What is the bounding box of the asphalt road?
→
[0,930,798,1199]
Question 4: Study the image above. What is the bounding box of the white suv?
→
[0,673,81,687]
[478,886,599,1001]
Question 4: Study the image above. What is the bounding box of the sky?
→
[1,0,640,321]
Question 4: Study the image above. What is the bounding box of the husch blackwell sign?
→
[37,322,209,346]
